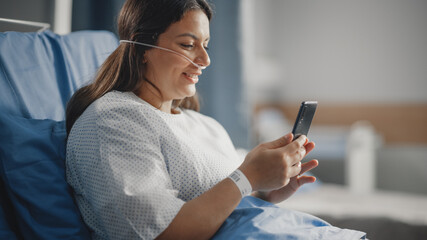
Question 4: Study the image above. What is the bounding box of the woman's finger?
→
[283,135,307,165]
[304,141,315,156]
[286,135,307,152]
[262,133,293,149]
[297,175,317,186]
[299,159,319,175]
[289,161,302,178]
[294,135,308,149]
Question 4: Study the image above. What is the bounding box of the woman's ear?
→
[142,50,149,64]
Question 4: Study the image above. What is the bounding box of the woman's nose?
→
[195,47,210,69]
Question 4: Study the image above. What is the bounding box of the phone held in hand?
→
[292,101,318,140]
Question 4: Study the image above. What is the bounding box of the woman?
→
[65,0,331,239]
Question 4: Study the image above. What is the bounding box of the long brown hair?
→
[66,0,213,134]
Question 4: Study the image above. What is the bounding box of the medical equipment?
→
[119,40,207,70]
[228,169,253,197]
[0,17,50,32]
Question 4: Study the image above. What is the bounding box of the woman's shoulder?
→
[94,91,145,109]
[69,91,169,144]
[90,91,155,116]
[76,91,162,129]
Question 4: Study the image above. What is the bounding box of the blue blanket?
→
[213,196,366,240]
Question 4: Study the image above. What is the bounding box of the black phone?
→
[292,101,318,139]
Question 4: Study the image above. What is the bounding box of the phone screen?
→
[292,101,318,139]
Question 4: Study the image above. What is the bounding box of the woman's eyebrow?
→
[176,33,210,42]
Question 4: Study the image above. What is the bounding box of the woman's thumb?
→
[262,133,293,149]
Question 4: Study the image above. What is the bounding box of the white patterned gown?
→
[66,91,241,240]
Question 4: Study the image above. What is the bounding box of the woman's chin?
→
[174,90,196,101]
[183,86,197,97]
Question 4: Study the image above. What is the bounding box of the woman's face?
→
[143,10,210,105]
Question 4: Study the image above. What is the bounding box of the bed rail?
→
[0,17,50,32]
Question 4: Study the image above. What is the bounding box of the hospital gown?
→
[66,91,241,239]
[66,90,367,240]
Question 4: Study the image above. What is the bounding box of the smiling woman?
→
[136,10,210,111]
[64,0,365,239]
[66,0,213,131]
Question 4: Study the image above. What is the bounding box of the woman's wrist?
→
[228,169,252,198]
[252,191,270,201]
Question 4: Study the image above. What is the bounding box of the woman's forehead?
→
[162,10,210,41]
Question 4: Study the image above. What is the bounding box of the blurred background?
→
[1,0,427,238]
[242,0,427,195]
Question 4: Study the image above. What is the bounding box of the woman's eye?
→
[181,44,194,49]
[204,46,209,51]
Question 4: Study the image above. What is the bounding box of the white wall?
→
[245,0,427,104]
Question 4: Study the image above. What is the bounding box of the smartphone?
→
[292,101,318,139]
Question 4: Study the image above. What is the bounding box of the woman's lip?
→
[183,72,200,83]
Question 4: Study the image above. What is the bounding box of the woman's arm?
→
[156,177,241,239]
[157,134,310,239]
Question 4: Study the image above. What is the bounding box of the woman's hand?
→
[254,159,319,204]
[248,134,318,204]
[239,133,316,193]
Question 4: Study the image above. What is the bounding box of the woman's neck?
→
[134,85,175,114]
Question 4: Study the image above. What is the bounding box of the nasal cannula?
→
[119,40,206,70]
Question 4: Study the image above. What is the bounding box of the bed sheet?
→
[277,183,427,226]
[213,196,366,240]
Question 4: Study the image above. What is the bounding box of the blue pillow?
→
[0,180,19,240]
[0,30,118,121]
[0,114,90,239]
